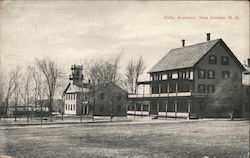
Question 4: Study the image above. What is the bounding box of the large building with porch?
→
[128,33,245,119]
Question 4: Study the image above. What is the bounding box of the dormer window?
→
[221,56,229,65]
[209,55,217,64]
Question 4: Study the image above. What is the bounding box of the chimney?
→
[207,33,211,41]
[182,39,185,47]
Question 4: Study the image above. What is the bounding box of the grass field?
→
[0,119,249,158]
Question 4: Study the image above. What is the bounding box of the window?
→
[162,74,167,80]
[65,104,67,110]
[172,73,178,79]
[221,56,229,65]
[71,104,73,110]
[209,55,217,64]
[222,71,230,79]
[100,93,104,100]
[198,84,206,93]
[207,70,215,79]
[198,69,206,79]
[207,85,215,93]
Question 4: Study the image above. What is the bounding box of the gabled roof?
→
[88,82,127,94]
[64,82,89,94]
[148,39,220,73]
[149,39,246,73]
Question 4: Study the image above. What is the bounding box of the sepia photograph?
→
[0,0,249,158]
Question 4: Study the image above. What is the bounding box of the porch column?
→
[175,100,177,119]
[149,84,152,97]
[134,103,136,119]
[141,103,143,118]
[165,100,168,118]
[167,82,170,96]
[188,100,191,120]
[159,83,161,97]
[148,102,151,116]
[157,101,160,116]
[175,82,178,96]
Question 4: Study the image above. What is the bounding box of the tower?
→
[69,64,83,86]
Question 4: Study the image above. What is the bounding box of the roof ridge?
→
[171,38,221,51]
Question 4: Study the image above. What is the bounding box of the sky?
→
[0,1,249,81]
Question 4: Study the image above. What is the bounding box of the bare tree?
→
[30,66,47,124]
[21,66,32,105]
[125,56,146,94]
[125,60,135,93]
[4,66,22,116]
[86,54,122,85]
[36,58,63,115]
[0,72,4,102]
[134,56,146,94]
[0,72,5,118]
[13,69,22,121]
[30,66,44,107]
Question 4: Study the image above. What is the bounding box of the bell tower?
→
[69,64,83,86]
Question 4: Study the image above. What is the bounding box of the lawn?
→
[0,119,249,158]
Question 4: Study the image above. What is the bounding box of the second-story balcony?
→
[129,79,193,99]
[128,91,192,98]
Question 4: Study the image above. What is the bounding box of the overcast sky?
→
[0,1,249,80]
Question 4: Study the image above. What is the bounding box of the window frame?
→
[198,69,206,79]
[221,56,229,65]
[198,84,206,93]
[209,55,217,64]
[207,85,215,93]
[207,70,215,79]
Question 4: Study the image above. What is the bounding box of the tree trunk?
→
[229,110,234,121]
[5,99,8,117]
